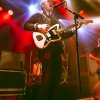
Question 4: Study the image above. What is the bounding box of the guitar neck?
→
[56,20,93,33]
[56,24,76,33]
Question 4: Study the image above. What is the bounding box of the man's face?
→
[42,1,53,17]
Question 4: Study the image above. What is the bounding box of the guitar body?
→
[33,20,93,49]
[33,24,61,49]
[33,32,46,49]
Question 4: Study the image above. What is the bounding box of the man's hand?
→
[37,24,50,34]
[71,22,82,32]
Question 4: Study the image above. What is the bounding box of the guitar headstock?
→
[81,20,93,25]
[84,20,93,25]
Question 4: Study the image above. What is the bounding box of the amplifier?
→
[0,50,25,70]
[0,70,26,96]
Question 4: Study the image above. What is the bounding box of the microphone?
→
[53,1,66,8]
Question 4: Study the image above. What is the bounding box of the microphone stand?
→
[64,7,84,95]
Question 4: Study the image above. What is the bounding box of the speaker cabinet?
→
[77,97,94,100]
[0,70,26,96]
[0,50,26,96]
[0,50,25,70]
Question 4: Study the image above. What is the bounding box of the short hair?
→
[40,0,48,11]
[41,0,48,2]
[40,0,48,6]
[40,0,53,12]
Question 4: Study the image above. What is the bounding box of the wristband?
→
[34,23,38,30]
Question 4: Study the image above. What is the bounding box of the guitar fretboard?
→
[57,24,76,33]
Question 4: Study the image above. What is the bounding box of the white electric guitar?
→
[33,20,93,49]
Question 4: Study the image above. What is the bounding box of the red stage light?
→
[79,10,88,18]
[2,13,10,20]
[0,6,3,11]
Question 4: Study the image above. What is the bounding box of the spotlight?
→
[28,5,35,13]
[28,5,39,15]
[8,10,13,15]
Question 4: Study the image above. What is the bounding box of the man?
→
[89,47,100,63]
[24,0,80,100]
[88,38,100,100]
[89,46,100,75]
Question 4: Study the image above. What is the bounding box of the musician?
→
[24,0,81,100]
[89,42,100,75]
[89,47,100,63]
[89,39,100,93]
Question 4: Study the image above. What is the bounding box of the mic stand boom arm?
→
[64,7,84,19]
[64,7,84,94]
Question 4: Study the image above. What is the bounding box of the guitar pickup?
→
[52,30,58,35]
